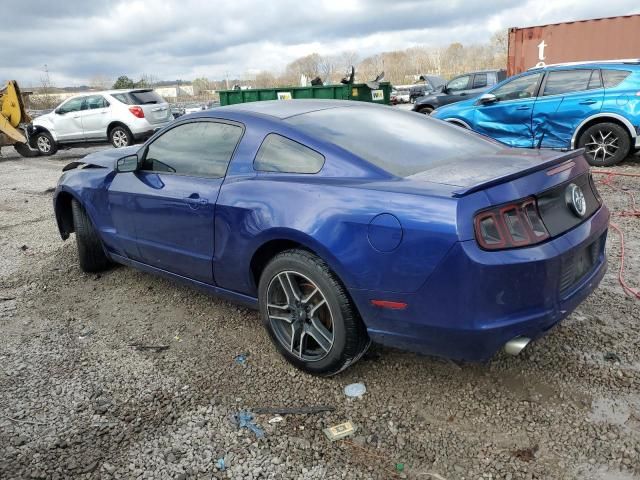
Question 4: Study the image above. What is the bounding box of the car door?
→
[531,69,604,148]
[440,75,472,105]
[52,97,85,142]
[79,95,111,141]
[107,119,244,284]
[472,72,543,148]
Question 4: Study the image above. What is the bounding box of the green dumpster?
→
[218,82,391,106]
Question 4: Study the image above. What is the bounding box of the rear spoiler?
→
[451,149,584,197]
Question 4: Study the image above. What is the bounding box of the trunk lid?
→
[407,148,585,197]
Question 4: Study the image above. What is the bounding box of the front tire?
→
[109,126,133,148]
[259,249,369,376]
[578,122,630,167]
[33,132,58,156]
[71,200,111,272]
[418,106,434,115]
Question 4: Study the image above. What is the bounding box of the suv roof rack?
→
[529,59,640,70]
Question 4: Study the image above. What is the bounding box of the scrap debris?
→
[128,344,170,352]
[234,353,249,365]
[344,382,366,398]
[323,421,356,441]
[234,411,264,438]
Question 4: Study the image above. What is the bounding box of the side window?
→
[447,75,470,92]
[142,122,243,178]
[543,70,593,96]
[472,73,488,89]
[58,97,84,114]
[491,73,542,101]
[254,134,325,174]
[112,93,132,105]
[85,95,109,109]
[602,69,631,88]
[588,70,602,89]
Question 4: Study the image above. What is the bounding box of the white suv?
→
[30,89,173,155]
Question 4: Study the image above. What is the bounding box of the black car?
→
[409,75,446,102]
[412,69,507,114]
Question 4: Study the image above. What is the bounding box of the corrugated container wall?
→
[507,14,640,76]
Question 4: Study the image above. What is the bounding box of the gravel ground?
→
[0,145,639,480]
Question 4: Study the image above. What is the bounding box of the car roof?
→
[530,60,640,72]
[215,99,364,119]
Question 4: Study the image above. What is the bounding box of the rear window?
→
[602,69,632,88]
[112,90,165,105]
[286,106,502,177]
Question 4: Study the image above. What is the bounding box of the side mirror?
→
[116,154,139,173]
[478,93,498,105]
[55,108,63,115]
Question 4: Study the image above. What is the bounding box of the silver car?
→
[30,89,173,155]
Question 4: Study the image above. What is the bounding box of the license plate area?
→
[559,236,601,293]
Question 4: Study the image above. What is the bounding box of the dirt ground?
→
[0,145,639,480]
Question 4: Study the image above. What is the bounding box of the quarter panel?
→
[213,176,459,296]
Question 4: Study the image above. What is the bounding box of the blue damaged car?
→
[53,100,609,375]
[432,61,640,166]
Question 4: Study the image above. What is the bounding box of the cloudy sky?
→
[2,0,638,87]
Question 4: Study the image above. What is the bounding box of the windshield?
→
[286,106,502,177]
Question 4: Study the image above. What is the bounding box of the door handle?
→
[516,106,531,110]
[184,195,208,208]
[579,100,597,105]
[100,111,108,114]
[73,116,80,118]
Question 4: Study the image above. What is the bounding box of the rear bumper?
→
[350,205,610,361]
[128,118,172,139]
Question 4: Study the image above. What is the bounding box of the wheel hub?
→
[266,271,334,362]
[585,129,619,163]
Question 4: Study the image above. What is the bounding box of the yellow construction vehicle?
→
[0,81,39,157]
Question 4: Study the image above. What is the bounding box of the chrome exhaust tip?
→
[504,336,531,356]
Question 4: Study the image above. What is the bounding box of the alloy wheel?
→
[112,130,129,148]
[584,129,620,163]
[37,136,51,153]
[266,271,335,362]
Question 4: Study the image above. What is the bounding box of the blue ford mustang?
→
[53,100,609,375]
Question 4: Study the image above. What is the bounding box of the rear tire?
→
[71,199,111,272]
[109,126,133,148]
[418,106,434,115]
[578,122,630,167]
[13,142,40,158]
[258,249,370,376]
[33,131,58,156]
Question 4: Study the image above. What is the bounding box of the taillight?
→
[129,106,145,118]
[474,197,549,250]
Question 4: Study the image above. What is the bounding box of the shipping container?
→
[507,14,640,76]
